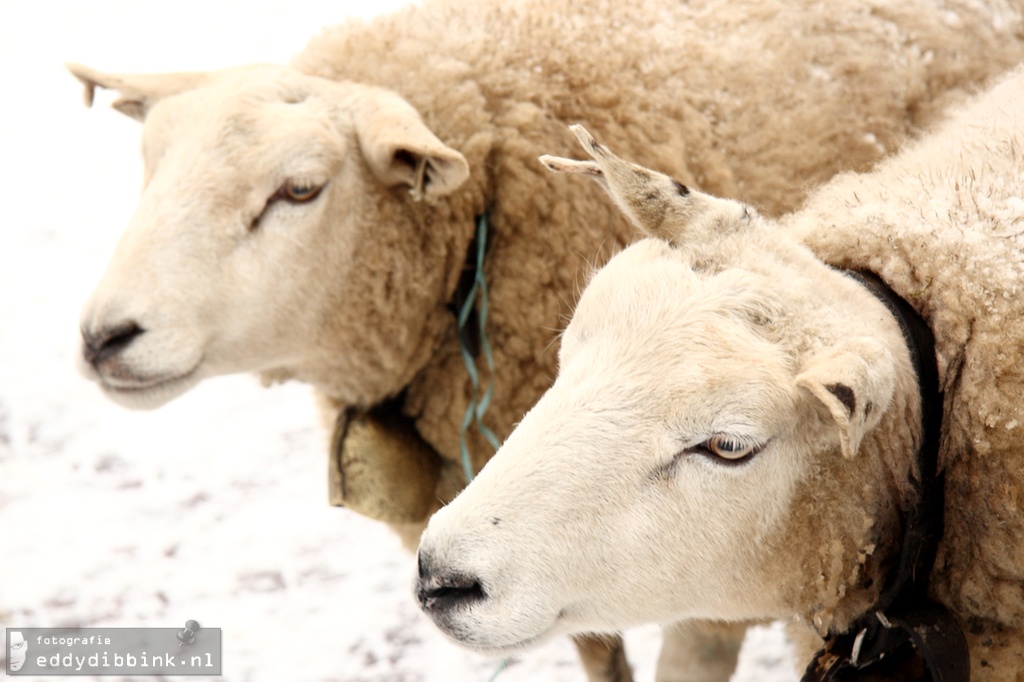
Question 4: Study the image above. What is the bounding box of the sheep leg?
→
[655,620,745,682]
[572,634,633,682]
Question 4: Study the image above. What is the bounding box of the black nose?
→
[416,550,486,615]
[82,322,144,368]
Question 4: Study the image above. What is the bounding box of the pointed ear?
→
[541,124,749,242]
[350,87,469,200]
[795,338,896,459]
[66,63,208,121]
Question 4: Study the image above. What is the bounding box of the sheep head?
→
[415,127,920,654]
[72,63,470,409]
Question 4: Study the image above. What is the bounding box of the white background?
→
[0,1,795,680]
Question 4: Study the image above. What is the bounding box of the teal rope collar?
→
[455,212,500,483]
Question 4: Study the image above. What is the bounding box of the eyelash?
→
[679,434,765,467]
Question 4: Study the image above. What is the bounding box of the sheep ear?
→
[542,124,747,243]
[351,87,469,200]
[66,63,207,121]
[795,338,895,459]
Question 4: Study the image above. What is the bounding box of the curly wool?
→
[293,0,1024,507]
[785,64,1024,680]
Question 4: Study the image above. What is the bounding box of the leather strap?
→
[804,603,969,681]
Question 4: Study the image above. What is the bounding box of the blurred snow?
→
[0,1,796,680]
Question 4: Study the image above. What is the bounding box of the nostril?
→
[82,322,145,367]
[417,573,486,614]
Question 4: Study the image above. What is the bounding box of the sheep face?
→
[416,128,918,654]
[418,242,810,651]
[73,64,469,409]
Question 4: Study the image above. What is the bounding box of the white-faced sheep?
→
[71,0,1024,679]
[416,65,1024,681]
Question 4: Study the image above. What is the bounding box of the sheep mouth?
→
[436,609,564,655]
[101,367,198,391]
[96,364,203,409]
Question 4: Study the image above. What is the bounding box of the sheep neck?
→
[802,271,967,682]
[325,212,491,516]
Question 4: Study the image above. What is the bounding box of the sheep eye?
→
[248,181,326,231]
[282,181,323,203]
[692,434,763,465]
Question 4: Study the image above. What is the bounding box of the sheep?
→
[415,64,1024,681]
[70,0,1024,679]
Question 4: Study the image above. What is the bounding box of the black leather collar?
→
[802,271,969,682]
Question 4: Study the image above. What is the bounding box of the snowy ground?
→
[0,2,797,680]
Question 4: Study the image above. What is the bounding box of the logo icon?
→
[8,631,27,671]
[176,620,200,647]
